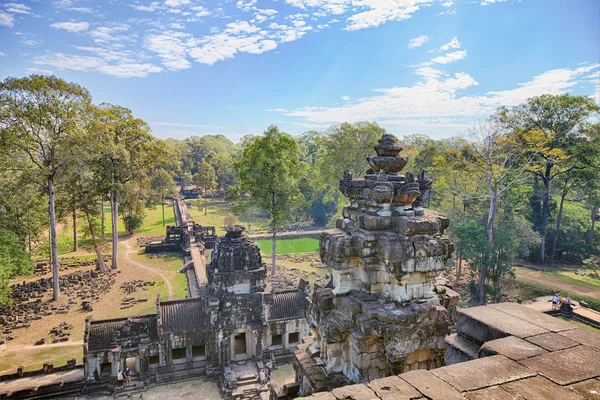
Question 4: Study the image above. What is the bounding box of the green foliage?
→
[0,229,33,304]
[123,214,144,235]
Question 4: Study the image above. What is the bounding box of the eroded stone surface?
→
[501,376,586,400]
[400,370,465,400]
[567,378,600,399]
[525,332,579,352]
[431,355,535,392]
[488,302,577,332]
[331,384,379,400]
[520,345,600,385]
[464,386,516,400]
[479,336,548,361]
[367,375,423,400]
[558,327,600,351]
[309,392,337,400]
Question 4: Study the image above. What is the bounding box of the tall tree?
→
[0,75,90,300]
[497,94,599,264]
[193,161,217,216]
[235,125,303,275]
[151,168,175,225]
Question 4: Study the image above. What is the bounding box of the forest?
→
[1,74,599,306]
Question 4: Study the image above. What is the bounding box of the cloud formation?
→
[408,35,429,49]
[51,21,89,33]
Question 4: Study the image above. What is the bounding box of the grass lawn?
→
[185,200,271,235]
[546,270,600,289]
[256,237,319,254]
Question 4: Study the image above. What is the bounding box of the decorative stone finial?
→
[343,169,353,181]
[366,134,407,174]
[374,134,403,156]
[224,225,245,238]
[376,170,388,181]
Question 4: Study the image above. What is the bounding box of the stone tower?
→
[294,134,459,395]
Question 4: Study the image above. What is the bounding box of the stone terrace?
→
[302,303,600,400]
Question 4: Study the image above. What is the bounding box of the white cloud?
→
[266,108,289,112]
[408,35,429,49]
[34,52,162,78]
[284,65,600,132]
[51,21,89,33]
[69,7,95,13]
[145,31,192,70]
[90,24,135,47]
[481,0,508,5]
[26,67,54,74]
[430,50,467,64]
[440,37,460,51]
[0,52,5,56]
[4,3,30,15]
[341,96,351,101]
[22,39,42,46]
[165,0,190,7]
[130,2,161,12]
[237,0,257,12]
[0,11,15,27]
[442,1,454,7]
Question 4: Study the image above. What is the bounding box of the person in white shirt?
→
[259,369,266,386]
[117,370,124,388]
[552,294,559,310]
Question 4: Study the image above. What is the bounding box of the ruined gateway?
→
[83,222,309,397]
[293,134,459,395]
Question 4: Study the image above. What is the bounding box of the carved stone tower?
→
[294,134,459,395]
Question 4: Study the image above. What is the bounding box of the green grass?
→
[548,271,600,289]
[0,345,81,373]
[256,237,319,254]
[186,200,271,235]
[505,278,600,312]
[558,316,600,335]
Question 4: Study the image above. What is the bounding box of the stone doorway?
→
[234,332,247,356]
[125,357,137,375]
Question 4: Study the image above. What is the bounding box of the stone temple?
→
[84,224,308,398]
[293,134,459,395]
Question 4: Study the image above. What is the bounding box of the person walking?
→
[259,368,266,386]
[552,294,559,310]
[117,370,124,388]
[266,360,273,377]
[125,366,132,384]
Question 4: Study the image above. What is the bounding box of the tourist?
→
[566,296,572,305]
[266,360,273,376]
[117,370,124,388]
[552,294,559,310]
[125,366,131,384]
[259,368,266,386]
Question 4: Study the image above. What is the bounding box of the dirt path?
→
[514,267,600,300]
[19,340,84,351]
[122,238,173,300]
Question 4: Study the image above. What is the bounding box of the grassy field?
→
[2,203,186,374]
[185,200,271,235]
[256,237,319,254]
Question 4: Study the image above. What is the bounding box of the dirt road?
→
[122,238,173,300]
[513,267,600,300]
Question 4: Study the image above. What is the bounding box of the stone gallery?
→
[83,222,308,397]
[293,134,459,395]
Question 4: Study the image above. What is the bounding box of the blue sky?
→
[0,0,598,142]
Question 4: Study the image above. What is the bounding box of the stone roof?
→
[270,290,306,321]
[305,303,600,400]
[88,315,158,352]
[160,298,209,332]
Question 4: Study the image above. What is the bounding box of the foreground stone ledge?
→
[430,355,535,392]
[367,375,423,400]
[501,376,586,400]
[399,369,466,400]
[479,336,548,361]
[519,345,600,385]
[525,332,579,352]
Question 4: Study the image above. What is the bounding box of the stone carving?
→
[294,133,459,395]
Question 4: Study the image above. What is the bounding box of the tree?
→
[0,75,91,300]
[193,161,217,216]
[151,168,175,225]
[497,94,599,264]
[0,228,34,304]
[123,214,144,235]
[235,125,303,275]
[462,121,541,304]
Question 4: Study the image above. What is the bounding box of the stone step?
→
[444,333,480,365]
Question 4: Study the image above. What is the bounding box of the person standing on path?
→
[125,366,131,384]
[117,370,124,388]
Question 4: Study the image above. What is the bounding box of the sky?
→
[0,0,599,142]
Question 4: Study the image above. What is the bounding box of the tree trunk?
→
[48,177,60,301]
[72,205,78,252]
[588,205,597,246]
[86,210,107,273]
[161,191,165,226]
[271,229,277,276]
[111,190,119,269]
[550,179,569,264]
[456,254,462,286]
[204,187,207,215]
[101,198,105,240]
[538,163,552,264]
[473,183,497,305]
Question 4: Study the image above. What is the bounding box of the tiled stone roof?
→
[88,315,158,352]
[161,298,209,332]
[270,290,306,321]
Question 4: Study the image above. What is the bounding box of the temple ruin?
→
[293,134,459,395]
[83,207,309,398]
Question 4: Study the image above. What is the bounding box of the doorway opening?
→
[234,332,247,356]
